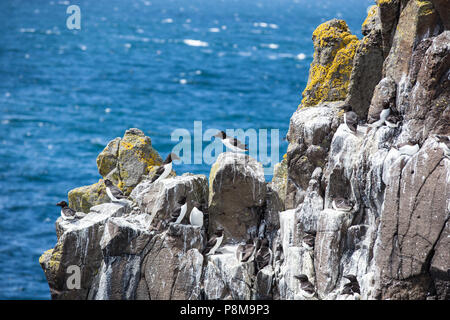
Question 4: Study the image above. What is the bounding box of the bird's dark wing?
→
[241,244,255,262]
[150,166,165,182]
[302,282,315,294]
[171,206,181,218]
[110,185,127,199]
[202,236,218,254]
[342,286,353,295]
[63,207,76,216]
[255,248,270,270]
[230,137,248,150]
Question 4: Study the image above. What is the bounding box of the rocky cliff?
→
[40,0,449,300]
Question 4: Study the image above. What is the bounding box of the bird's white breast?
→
[175,203,187,224]
[190,207,203,227]
[208,235,223,255]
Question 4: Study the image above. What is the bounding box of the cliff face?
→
[40,0,449,300]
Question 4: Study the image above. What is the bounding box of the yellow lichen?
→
[415,0,434,16]
[300,20,359,107]
[377,0,394,5]
[362,5,377,27]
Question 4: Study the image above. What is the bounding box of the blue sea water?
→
[0,0,373,299]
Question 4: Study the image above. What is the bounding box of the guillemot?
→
[151,152,180,184]
[331,197,354,212]
[171,196,187,224]
[255,238,273,272]
[203,227,224,256]
[104,179,128,203]
[56,201,76,220]
[214,131,248,153]
[236,238,257,263]
[294,274,316,296]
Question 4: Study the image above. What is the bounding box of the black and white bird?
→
[171,197,187,224]
[344,110,359,134]
[385,114,401,128]
[331,197,354,212]
[396,141,419,156]
[151,152,180,184]
[203,227,224,256]
[436,135,450,156]
[294,274,316,296]
[189,201,204,227]
[214,131,248,153]
[342,274,361,296]
[255,238,273,271]
[369,106,391,128]
[104,179,128,203]
[302,231,316,250]
[236,238,257,263]
[56,201,76,220]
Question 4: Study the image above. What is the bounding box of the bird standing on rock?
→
[151,152,180,184]
[294,274,316,296]
[171,196,187,224]
[203,227,224,256]
[255,238,273,271]
[342,274,361,296]
[344,110,359,134]
[214,131,248,153]
[104,179,128,202]
[236,238,257,263]
[56,201,76,220]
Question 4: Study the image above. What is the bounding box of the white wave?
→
[262,43,279,49]
[183,39,209,47]
[209,28,220,33]
[296,53,306,60]
[19,28,36,33]
[162,18,173,24]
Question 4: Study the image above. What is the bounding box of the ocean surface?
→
[0,0,373,299]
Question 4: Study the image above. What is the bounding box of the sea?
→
[0,0,373,299]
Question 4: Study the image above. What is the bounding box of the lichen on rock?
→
[300,19,359,108]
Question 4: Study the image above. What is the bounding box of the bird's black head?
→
[165,152,181,164]
[56,201,68,208]
[215,226,224,236]
[178,196,187,205]
[342,103,352,112]
[344,274,358,283]
[214,131,226,139]
[104,179,113,187]
[295,274,309,282]
[192,201,202,209]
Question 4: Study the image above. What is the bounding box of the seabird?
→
[189,201,204,227]
[172,197,187,224]
[236,238,257,263]
[396,141,419,156]
[385,114,400,128]
[104,179,128,202]
[294,274,315,295]
[56,201,76,220]
[151,152,181,184]
[342,274,361,295]
[436,135,450,156]
[203,227,224,255]
[255,238,273,271]
[302,231,316,250]
[344,111,358,134]
[214,131,248,153]
[369,107,391,128]
[331,197,353,212]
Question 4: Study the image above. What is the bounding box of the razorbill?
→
[104,179,129,203]
[344,111,358,134]
[203,227,224,255]
[396,141,419,156]
[189,201,204,227]
[214,131,248,153]
[255,238,273,271]
[331,197,353,212]
[56,201,76,220]
[236,238,257,263]
[171,196,187,224]
[385,114,400,128]
[151,152,180,184]
[342,274,361,295]
[294,274,315,295]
